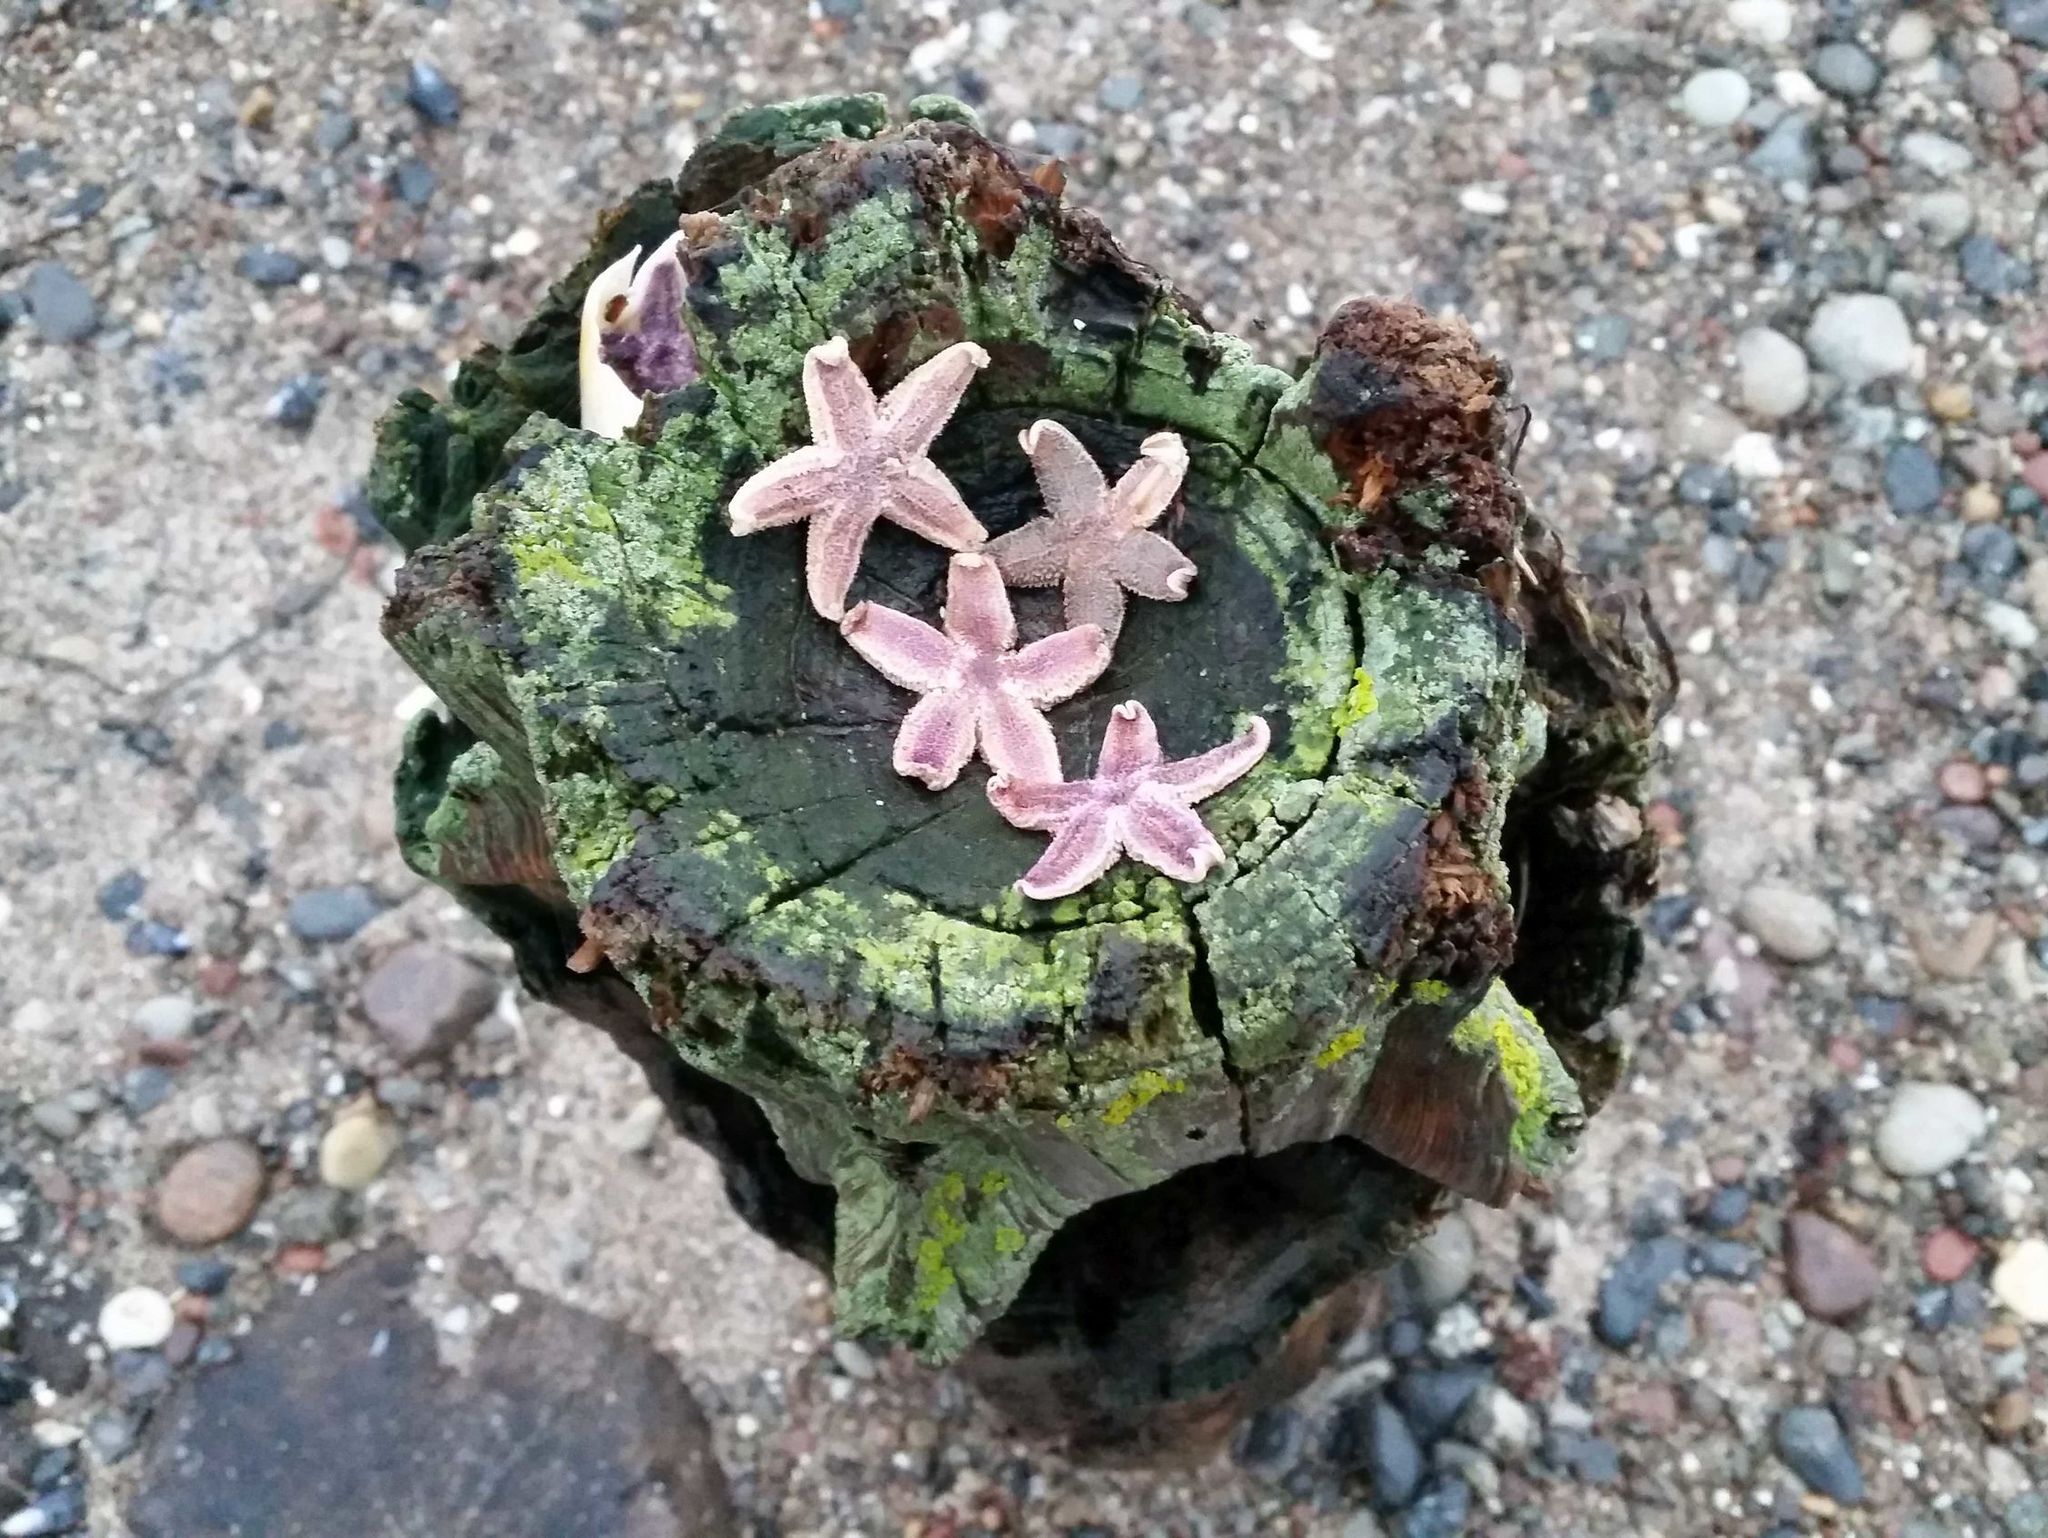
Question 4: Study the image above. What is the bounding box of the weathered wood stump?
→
[368,94,1671,1455]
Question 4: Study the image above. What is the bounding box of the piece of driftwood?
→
[367,93,1670,1454]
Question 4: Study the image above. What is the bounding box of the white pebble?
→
[1900,131,1973,176]
[1681,68,1752,128]
[1458,186,1510,216]
[1991,1238,2048,1325]
[1734,327,1811,420]
[1805,293,1915,387]
[504,227,542,258]
[1874,1081,1988,1178]
[1284,19,1335,61]
[1728,0,1794,47]
[1727,431,1784,480]
[1483,62,1526,102]
[1883,11,1936,62]
[99,1287,175,1352]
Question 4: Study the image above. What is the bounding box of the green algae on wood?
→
[370,97,1665,1439]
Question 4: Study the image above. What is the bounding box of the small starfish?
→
[840,553,1111,791]
[984,420,1198,644]
[579,230,698,440]
[731,336,990,620]
[987,701,1269,901]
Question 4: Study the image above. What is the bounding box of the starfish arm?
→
[877,341,989,458]
[1016,806,1125,901]
[1063,564,1129,644]
[1111,528,1197,602]
[1095,700,1164,779]
[982,518,1068,587]
[884,459,988,552]
[940,553,1016,654]
[579,244,644,439]
[1122,791,1227,883]
[893,688,978,790]
[802,336,879,451]
[1003,624,1111,708]
[1153,716,1272,802]
[975,689,1065,784]
[728,445,844,534]
[1019,419,1110,527]
[839,602,958,693]
[1112,431,1190,529]
[804,504,881,621]
[986,775,1098,832]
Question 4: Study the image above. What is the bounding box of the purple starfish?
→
[579,230,699,440]
[839,553,1111,791]
[984,420,1198,644]
[987,701,1270,901]
[730,336,990,620]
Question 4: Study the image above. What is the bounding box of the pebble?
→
[96,869,145,920]
[1736,884,1837,962]
[830,1339,877,1381]
[1360,1396,1424,1510]
[1784,1211,1882,1321]
[1097,73,1143,112]
[1900,131,1973,176]
[319,1109,399,1191]
[609,1094,668,1155]
[1905,190,1975,247]
[1806,294,1914,387]
[1459,1385,1536,1460]
[1776,1405,1864,1504]
[1482,62,1525,102]
[1874,1081,1988,1177]
[1393,1365,1489,1441]
[1747,112,1814,184]
[1681,68,1752,128]
[154,1138,266,1245]
[175,1258,233,1296]
[1735,327,1810,420]
[2005,0,2048,44]
[1596,1236,1688,1348]
[1811,42,1881,99]
[1401,1213,1477,1312]
[1885,11,1937,59]
[1394,1474,1469,1537]
[1966,57,2023,114]
[359,944,498,1063]
[2,1487,86,1537]
[98,1288,175,1352]
[22,262,98,344]
[236,247,306,287]
[1991,1238,2048,1325]
[1729,0,1794,46]
[312,109,356,155]
[406,61,462,125]
[1982,602,2041,651]
[1884,443,1944,515]
[1960,237,2033,300]
[288,885,380,942]
[265,374,325,430]
[392,158,436,207]
[132,993,197,1044]
[122,1065,176,1116]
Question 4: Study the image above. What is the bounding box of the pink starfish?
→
[983,420,1198,644]
[729,336,990,620]
[840,553,1111,791]
[988,702,1270,901]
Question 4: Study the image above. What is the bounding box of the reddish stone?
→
[1784,1211,1882,1322]
[1826,1037,1864,1074]
[196,955,242,998]
[2022,451,2048,502]
[1922,1227,1982,1283]
[1937,759,1989,805]
[164,1320,203,1367]
[274,1242,328,1276]
[313,502,360,558]
[1709,1155,1748,1186]
[1613,1382,1681,1437]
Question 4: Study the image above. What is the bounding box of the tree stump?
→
[368,94,1671,1455]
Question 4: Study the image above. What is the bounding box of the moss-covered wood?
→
[370,95,1668,1440]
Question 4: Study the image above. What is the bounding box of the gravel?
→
[1736,883,1837,962]
[1806,293,1916,386]
[1679,68,1751,128]
[287,885,381,942]
[1810,42,1880,99]
[1776,1406,1865,1504]
[1874,1081,1990,1177]
[1734,327,1810,420]
[21,262,98,344]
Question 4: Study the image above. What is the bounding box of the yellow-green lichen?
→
[1411,978,1452,1004]
[1450,988,1558,1159]
[1101,1069,1187,1126]
[1315,1024,1369,1069]
[1333,669,1379,732]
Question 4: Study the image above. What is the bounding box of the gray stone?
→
[1960,237,2034,300]
[1900,131,1973,176]
[312,109,356,155]
[1681,68,1752,128]
[1097,73,1143,112]
[2001,0,2048,44]
[1806,293,1914,387]
[1966,57,2024,113]
[1811,42,1881,99]
[359,944,498,1063]
[132,994,197,1044]
[1883,443,1944,515]
[1737,884,1837,962]
[287,885,380,942]
[1886,11,1938,59]
[1748,113,1815,184]
[1356,1396,1423,1511]
[406,61,462,125]
[1775,1406,1864,1504]
[1874,1081,1988,1177]
[1735,327,1810,420]
[127,1244,737,1538]
[236,247,306,287]
[22,262,98,343]
[1401,1213,1477,1312]
[1904,191,1975,247]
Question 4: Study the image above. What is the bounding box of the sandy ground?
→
[2,0,2045,1534]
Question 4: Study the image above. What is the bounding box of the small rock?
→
[1395,1473,1469,1537]
[1483,62,1526,102]
[1574,313,1633,362]
[235,247,306,287]
[1905,190,1975,247]
[2004,0,2048,44]
[22,262,98,344]
[99,1288,175,1353]
[1884,443,1944,515]
[1735,327,1810,419]
[1597,1236,1689,1348]
[1737,884,1837,962]
[132,994,197,1044]
[830,1339,876,1380]
[359,944,497,1064]
[1784,1211,1881,1321]
[1235,1403,1308,1480]
[1874,1081,1988,1177]
[1357,1396,1423,1510]
[96,869,146,920]
[319,1110,399,1191]
[1666,399,1745,460]
[1775,1406,1864,1504]
[1960,237,2034,300]
[122,1066,176,1116]
[154,1139,266,1246]
[1747,112,1815,184]
[1729,0,1794,46]
[1806,294,1914,386]
[264,374,325,431]
[1459,1385,1536,1460]
[1991,1238,2048,1325]
[1393,1365,1489,1441]
[87,1410,140,1464]
[1401,1214,1477,1312]
[1680,67,1752,128]
[287,885,380,942]
[1885,11,1937,60]
[391,158,436,207]
[312,109,356,155]
[2,1487,87,1537]
[1900,130,1973,176]
[1982,602,2040,651]
[1096,73,1143,112]
[1811,42,1880,98]
[1966,56,2023,113]
[405,61,462,125]
[609,1095,668,1155]
[175,1258,233,1296]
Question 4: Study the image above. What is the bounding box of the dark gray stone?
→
[1961,524,2020,583]
[236,247,306,288]
[2001,0,2048,44]
[1574,313,1632,361]
[4,1484,86,1535]
[405,61,462,125]
[1812,42,1881,99]
[265,374,325,431]
[1748,113,1816,184]
[1359,1396,1423,1511]
[22,262,98,344]
[392,158,436,206]
[312,110,356,155]
[1883,443,1943,516]
[1960,236,2034,299]
[127,1244,736,1538]
[1234,1403,1307,1480]
[1392,1365,1489,1442]
[286,885,380,942]
[1596,1236,1689,1348]
[1775,1405,1864,1504]
[1394,1474,1471,1538]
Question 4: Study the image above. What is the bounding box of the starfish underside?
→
[987,701,1270,900]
